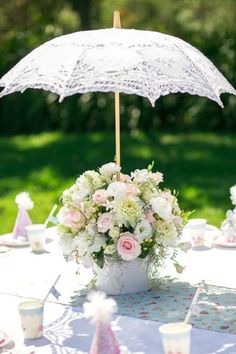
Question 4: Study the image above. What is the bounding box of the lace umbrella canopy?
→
[0,11,235,176]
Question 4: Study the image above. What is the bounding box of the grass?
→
[0,131,236,234]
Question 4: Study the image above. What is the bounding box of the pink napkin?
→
[12,192,34,240]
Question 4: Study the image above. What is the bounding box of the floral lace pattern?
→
[0,28,235,106]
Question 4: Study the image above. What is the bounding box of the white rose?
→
[84,171,104,189]
[107,181,127,200]
[77,175,92,192]
[74,233,106,256]
[99,162,120,179]
[230,185,236,206]
[71,189,89,204]
[131,169,149,183]
[151,196,172,220]
[86,223,98,236]
[90,235,106,253]
[135,219,152,241]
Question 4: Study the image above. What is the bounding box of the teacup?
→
[187,218,207,247]
[26,224,46,253]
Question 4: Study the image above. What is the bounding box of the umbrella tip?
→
[59,95,64,103]
[113,11,121,28]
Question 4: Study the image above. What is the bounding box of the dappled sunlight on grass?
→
[0,131,236,233]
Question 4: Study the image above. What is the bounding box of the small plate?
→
[0,226,58,248]
[0,246,10,253]
[0,233,29,247]
[213,237,236,248]
[0,331,11,348]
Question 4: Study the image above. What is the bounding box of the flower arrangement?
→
[58,162,189,271]
[220,185,236,243]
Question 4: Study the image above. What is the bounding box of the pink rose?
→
[151,172,163,184]
[68,209,83,223]
[92,189,107,204]
[97,213,113,233]
[145,209,155,224]
[117,232,141,261]
[58,207,85,227]
[126,184,140,196]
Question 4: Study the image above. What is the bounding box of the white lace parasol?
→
[0,27,235,106]
[0,11,235,175]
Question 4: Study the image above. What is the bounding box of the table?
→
[1,228,236,353]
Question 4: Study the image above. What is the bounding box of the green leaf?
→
[93,249,105,269]
[147,160,155,172]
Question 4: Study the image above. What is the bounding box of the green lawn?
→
[0,131,236,234]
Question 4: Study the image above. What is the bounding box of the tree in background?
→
[0,0,236,134]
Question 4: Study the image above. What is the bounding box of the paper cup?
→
[18,300,44,339]
[159,322,192,354]
[26,224,45,253]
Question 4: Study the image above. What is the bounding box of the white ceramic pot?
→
[94,257,150,295]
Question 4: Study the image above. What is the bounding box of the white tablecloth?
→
[0,228,236,353]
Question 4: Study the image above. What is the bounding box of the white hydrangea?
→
[74,232,106,257]
[59,233,76,256]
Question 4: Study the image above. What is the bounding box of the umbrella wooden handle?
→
[113,11,121,28]
[113,11,121,180]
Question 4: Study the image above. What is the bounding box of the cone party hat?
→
[13,192,34,239]
[83,291,120,354]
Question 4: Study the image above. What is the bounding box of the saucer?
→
[0,227,58,248]
[0,246,10,253]
[182,223,222,248]
[213,236,236,248]
[0,330,10,348]
[0,233,29,247]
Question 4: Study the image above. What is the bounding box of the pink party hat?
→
[83,291,121,354]
[13,192,34,239]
